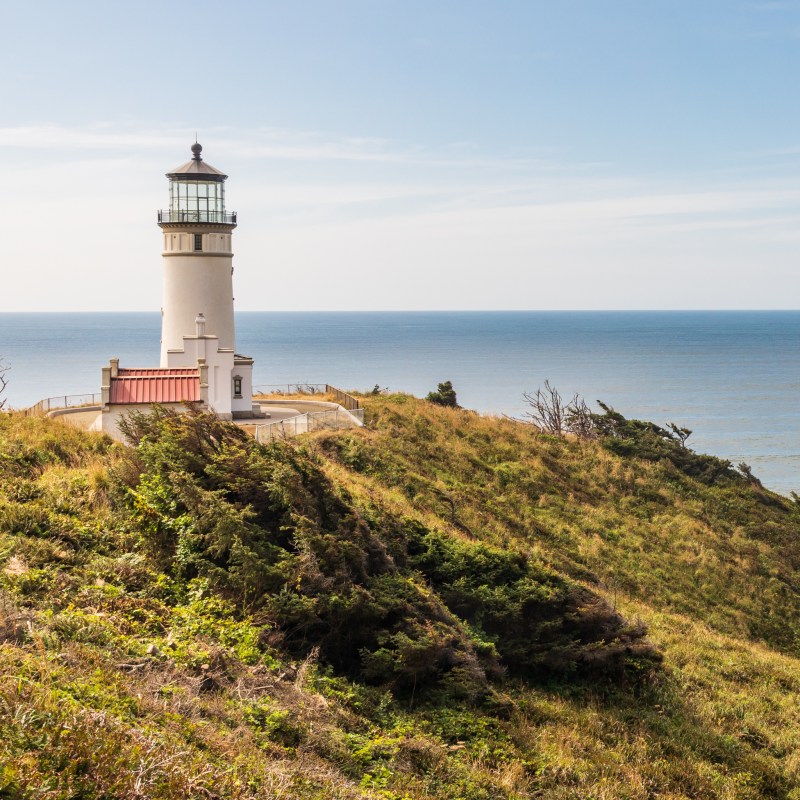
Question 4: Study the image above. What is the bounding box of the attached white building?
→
[96,143,261,440]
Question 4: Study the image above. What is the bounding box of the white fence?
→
[255,407,365,443]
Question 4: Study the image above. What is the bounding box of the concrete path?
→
[46,400,344,436]
[255,399,340,415]
[252,404,303,422]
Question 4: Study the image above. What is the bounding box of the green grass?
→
[318,395,800,654]
[1,399,799,799]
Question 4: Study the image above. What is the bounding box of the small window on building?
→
[233,376,243,398]
[194,234,202,251]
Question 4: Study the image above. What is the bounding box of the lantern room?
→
[157,142,236,226]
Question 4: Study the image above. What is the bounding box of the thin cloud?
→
[0,123,565,172]
[3,122,800,312]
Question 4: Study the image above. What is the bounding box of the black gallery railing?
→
[157,210,237,224]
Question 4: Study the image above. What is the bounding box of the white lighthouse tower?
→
[159,143,235,364]
[157,143,254,418]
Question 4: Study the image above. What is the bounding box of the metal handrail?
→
[253,383,329,396]
[157,210,237,225]
[22,393,101,417]
[251,383,362,411]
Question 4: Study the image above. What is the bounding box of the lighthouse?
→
[96,143,258,439]
[156,143,254,419]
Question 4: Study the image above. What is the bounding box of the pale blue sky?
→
[2,0,800,310]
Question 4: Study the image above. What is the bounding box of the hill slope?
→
[1,398,799,799]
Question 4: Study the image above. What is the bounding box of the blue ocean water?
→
[0,311,798,495]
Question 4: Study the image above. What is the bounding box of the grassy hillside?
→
[0,398,799,799]
[320,396,800,653]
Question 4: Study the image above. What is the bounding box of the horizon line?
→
[0,308,798,314]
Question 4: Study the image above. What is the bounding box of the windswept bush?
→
[405,522,659,681]
[591,402,738,484]
[117,407,659,697]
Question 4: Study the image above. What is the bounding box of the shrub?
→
[426,381,459,408]
[592,402,738,485]
[406,525,660,681]
[117,408,659,697]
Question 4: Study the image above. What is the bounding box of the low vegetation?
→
[425,381,459,409]
[1,396,799,798]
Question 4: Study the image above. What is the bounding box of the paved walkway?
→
[48,401,338,435]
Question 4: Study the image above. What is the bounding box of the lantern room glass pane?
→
[167,179,228,222]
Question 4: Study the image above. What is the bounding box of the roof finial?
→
[191,140,203,161]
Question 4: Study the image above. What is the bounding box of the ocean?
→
[0,310,798,496]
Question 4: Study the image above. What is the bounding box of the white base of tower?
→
[165,325,254,419]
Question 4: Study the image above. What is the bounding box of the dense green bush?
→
[426,381,459,408]
[405,522,658,680]
[117,407,658,697]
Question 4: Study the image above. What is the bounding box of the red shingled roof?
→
[109,369,201,404]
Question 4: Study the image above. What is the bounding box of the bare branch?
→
[522,380,566,436]
[565,394,596,440]
[522,380,596,439]
[0,359,8,411]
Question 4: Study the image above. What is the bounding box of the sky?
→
[2,0,800,311]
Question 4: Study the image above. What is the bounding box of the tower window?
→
[233,376,243,398]
[194,234,202,251]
